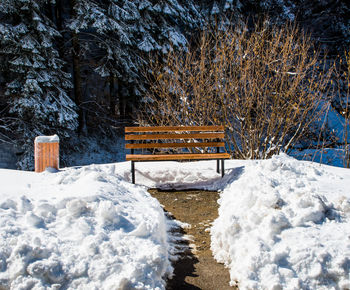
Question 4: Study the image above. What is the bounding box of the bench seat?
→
[126,153,231,161]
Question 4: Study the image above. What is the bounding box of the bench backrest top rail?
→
[125,132,224,141]
[125,125,224,133]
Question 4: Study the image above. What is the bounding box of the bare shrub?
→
[139,19,332,159]
[344,52,350,167]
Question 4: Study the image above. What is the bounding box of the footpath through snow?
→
[0,154,349,289]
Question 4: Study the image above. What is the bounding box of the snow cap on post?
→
[34,135,59,173]
[35,134,60,143]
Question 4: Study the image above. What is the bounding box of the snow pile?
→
[211,154,350,289]
[0,165,172,289]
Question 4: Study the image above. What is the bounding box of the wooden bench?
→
[125,125,230,184]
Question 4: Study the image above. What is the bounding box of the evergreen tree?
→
[68,0,201,118]
[0,0,78,168]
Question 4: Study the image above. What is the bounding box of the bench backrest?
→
[125,125,226,152]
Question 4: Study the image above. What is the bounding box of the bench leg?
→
[221,159,225,177]
[131,161,135,184]
[216,145,220,174]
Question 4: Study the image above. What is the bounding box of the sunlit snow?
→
[0,154,349,289]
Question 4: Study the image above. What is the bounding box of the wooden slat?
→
[34,143,39,172]
[52,142,59,169]
[125,125,224,133]
[125,132,224,141]
[126,153,230,161]
[42,143,47,172]
[34,142,59,172]
[125,142,225,149]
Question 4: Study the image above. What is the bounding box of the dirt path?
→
[149,189,236,290]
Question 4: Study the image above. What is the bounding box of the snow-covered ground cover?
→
[0,155,349,289]
[211,154,350,289]
[0,164,173,289]
[290,103,350,169]
[291,147,349,168]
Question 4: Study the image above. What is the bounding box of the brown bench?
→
[125,125,230,184]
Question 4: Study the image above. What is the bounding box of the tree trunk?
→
[56,0,63,32]
[47,1,56,25]
[118,79,125,119]
[70,0,85,134]
[109,74,116,116]
[54,0,65,62]
[118,81,134,120]
[71,32,86,133]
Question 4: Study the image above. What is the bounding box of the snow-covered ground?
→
[0,164,173,289]
[0,155,349,289]
[211,154,350,289]
[291,147,348,168]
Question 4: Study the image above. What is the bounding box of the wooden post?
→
[34,135,59,172]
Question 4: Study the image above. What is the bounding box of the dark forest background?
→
[0,0,349,169]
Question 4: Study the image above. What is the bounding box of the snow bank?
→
[0,165,172,289]
[211,154,350,289]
